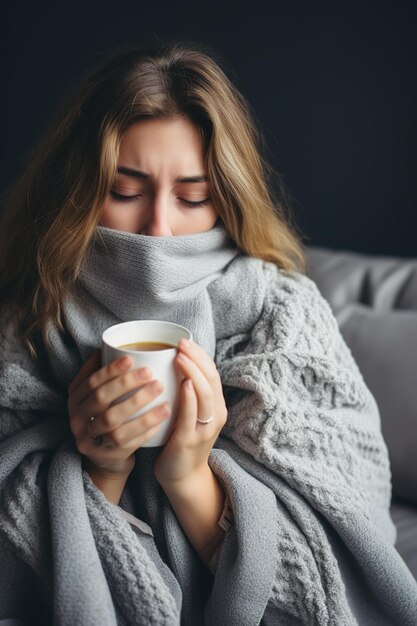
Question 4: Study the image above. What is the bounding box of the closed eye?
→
[109,191,210,208]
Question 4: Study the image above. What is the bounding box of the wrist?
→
[82,456,135,504]
[157,463,211,493]
[82,455,135,479]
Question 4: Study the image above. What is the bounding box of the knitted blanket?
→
[0,225,416,625]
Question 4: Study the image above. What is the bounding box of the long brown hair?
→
[0,40,307,360]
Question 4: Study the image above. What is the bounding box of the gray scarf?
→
[0,223,416,626]
[79,223,240,355]
[43,223,240,393]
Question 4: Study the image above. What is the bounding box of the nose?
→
[141,193,172,237]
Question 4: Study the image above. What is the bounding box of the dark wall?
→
[1,1,416,257]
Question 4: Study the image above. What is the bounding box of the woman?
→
[0,41,416,626]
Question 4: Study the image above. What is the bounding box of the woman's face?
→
[100,117,219,236]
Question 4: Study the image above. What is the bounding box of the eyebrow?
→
[117,166,209,183]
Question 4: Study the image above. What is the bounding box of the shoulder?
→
[0,300,62,399]
[215,257,373,412]
[260,261,341,354]
[262,260,332,309]
[257,263,372,397]
[0,302,37,396]
[0,300,28,363]
[247,262,372,411]
[211,253,340,352]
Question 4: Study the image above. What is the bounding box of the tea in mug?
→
[118,341,176,351]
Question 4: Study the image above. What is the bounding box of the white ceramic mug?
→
[101,320,192,447]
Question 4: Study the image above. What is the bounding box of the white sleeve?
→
[109,502,155,537]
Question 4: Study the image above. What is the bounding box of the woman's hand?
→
[154,338,228,486]
[68,349,171,476]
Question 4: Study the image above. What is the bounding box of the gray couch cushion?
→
[305,246,417,312]
[337,304,417,505]
[306,246,417,506]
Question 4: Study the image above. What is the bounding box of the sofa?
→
[305,244,417,582]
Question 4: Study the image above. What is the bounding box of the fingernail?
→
[177,352,187,361]
[119,357,131,368]
[180,339,192,348]
[149,380,163,393]
[136,368,150,380]
[158,403,171,417]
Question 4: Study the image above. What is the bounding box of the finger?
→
[79,400,170,455]
[84,379,165,438]
[68,348,102,396]
[105,401,171,448]
[75,367,153,418]
[70,354,136,406]
[177,378,199,435]
[177,339,220,389]
[176,352,214,424]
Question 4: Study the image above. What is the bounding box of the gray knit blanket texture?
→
[0,223,416,626]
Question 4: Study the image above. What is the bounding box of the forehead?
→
[118,117,205,165]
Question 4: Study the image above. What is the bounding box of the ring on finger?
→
[196,415,214,424]
[87,416,105,446]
